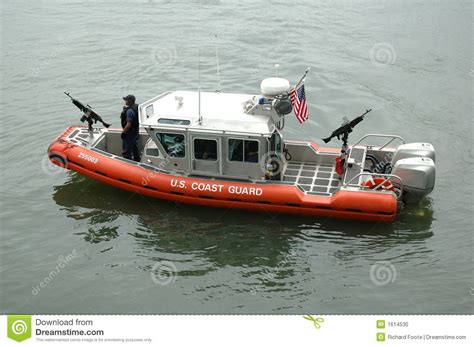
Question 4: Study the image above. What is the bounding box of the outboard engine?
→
[391,143,436,203]
[391,143,435,163]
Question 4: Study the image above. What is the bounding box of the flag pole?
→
[293,67,311,90]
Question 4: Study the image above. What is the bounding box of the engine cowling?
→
[392,157,435,203]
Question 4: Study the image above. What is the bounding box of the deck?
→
[283,162,342,195]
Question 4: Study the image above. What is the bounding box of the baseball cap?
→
[122,94,136,103]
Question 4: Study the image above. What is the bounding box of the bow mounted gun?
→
[64,92,111,131]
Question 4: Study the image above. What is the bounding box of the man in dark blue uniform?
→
[121,94,141,162]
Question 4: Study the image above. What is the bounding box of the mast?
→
[215,35,221,93]
[198,49,202,124]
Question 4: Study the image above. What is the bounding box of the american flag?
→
[288,83,309,123]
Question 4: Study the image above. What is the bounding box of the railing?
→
[343,172,404,196]
[352,134,405,150]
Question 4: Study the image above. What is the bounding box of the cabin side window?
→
[228,139,259,163]
[155,133,185,157]
[270,131,282,152]
[158,118,191,126]
[145,104,154,118]
[194,139,217,161]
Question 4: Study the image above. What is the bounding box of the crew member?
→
[121,94,140,162]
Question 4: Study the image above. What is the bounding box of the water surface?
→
[0,0,472,314]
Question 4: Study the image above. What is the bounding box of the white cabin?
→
[137,88,291,180]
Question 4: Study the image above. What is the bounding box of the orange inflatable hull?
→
[48,126,398,222]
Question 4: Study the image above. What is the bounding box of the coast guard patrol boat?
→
[48,72,436,222]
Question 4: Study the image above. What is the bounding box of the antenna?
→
[215,35,221,92]
[198,49,202,124]
[274,64,280,77]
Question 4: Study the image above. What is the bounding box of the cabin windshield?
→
[156,133,185,157]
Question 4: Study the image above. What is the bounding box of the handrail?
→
[343,172,404,195]
[352,134,405,150]
[145,125,272,138]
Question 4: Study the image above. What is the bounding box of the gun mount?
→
[64,92,111,132]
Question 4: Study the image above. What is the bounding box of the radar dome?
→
[260,78,290,97]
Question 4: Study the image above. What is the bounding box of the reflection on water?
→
[53,174,435,272]
[79,226,119,244]
[51,174,437,313]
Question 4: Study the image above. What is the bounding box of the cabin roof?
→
[139,91,275,135]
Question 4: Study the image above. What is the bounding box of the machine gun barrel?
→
[64,92,111,128]
[322,109,371,143]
